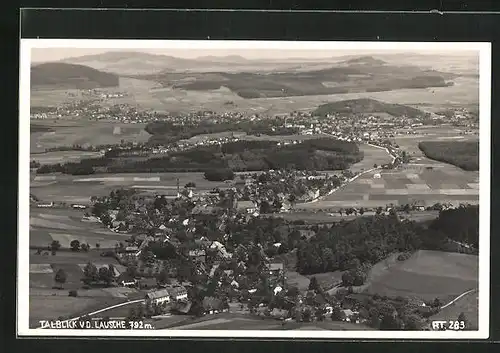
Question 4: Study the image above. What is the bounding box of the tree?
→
[100,212,113,227]
[83,262,98,284]
[403,314,423,330]
[157,269,169,284]
[99,267,113,286]
[308,276,320,292]
[80,243,90,252]
[50,240,61,251]
[331,307,346,321]
[70,240,81,252]
[342,271,355,286]
[108,264,116,281]
[359,207,365,215]
[204,169,235,182]
[54,269,67,289]
[458,312,469,329]
[126,264,138,278]
[95,243,100,249]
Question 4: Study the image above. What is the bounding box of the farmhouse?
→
[117,273,137,287]
[71,204,87,209]
[266,262,284,276]
[168,286,188,302]
[188,249,206,263]
[236,200,258,214]
[202,296,223,314]
[210,241,232,259]
[145,289,171,305]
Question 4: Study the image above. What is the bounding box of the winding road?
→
[440,288,478,310]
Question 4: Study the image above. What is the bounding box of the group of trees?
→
[81,262,116,286]
[418,141,479,171]
[204,168,235,181]
[296,205,479,276]
[36,156,112,175]
[70,240,91,252]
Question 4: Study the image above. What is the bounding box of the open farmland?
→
[29,291,127,328]
[31,150,104,165]
[299,129,479,210]
[29,208,130,249]
[430,289,479,330]
[29,119,151,153]
[168,314,372,330]
[108,76,478,115]
[30,172,232,204]
[362,250,478,302]
[30,295,100,326]
[31,74,478,117]
[299,166,478,210]
[349,143,393,173]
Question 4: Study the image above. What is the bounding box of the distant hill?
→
[312,98,426,118]
[342,56,387,66]
[31,63,119,90]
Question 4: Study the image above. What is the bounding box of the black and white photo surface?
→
[18,40,491,339]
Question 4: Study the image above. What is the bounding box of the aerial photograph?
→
[25,43,482,334]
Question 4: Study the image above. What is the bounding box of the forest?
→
[145,120,300,145]
[295,205,479,275]
[37,138,363,175]
[418,141,479,171]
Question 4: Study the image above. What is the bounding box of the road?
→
[36,298,146,328]
[440,288,478,310]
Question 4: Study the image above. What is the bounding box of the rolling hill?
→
[31,63,119,90]
[135,55,456,98]
[312,98,427,118]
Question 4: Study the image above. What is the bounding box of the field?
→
[297,127,479,210]
[430,289,479,330]
[30,295,100,326]
[29,291,127,328]
[30,172,232,204]
[29,208,130,248]
[362,250,478,302]
[349,143,393,173]
[29,119,151,153]
[31,150,104,165]
[167,313,372,330]
[31,73,478,116]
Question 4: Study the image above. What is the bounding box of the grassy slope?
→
[362,250,478,302]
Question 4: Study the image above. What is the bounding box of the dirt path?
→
[440,288,478,310]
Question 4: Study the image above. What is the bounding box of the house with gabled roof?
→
[145,289,171,305]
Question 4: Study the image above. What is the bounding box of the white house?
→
[145,289,171,305]
[169,286,188,302]
[121,279,137,287]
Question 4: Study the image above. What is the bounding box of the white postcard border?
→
[18,39,491,339]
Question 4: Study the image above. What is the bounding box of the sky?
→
[30,47,478,63]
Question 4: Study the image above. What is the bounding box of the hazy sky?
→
[30,47,478,63]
